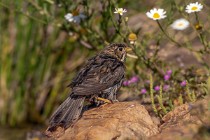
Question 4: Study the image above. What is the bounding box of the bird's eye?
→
[118,47,123,51]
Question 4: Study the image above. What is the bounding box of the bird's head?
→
[101,43,132,62]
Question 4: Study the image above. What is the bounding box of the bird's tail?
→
[47,95,85,131]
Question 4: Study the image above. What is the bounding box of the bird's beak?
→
[125,47,132,52]
[125,47,138,59]
[127,53,138,59]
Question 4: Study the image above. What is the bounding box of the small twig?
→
[156,20,182,47]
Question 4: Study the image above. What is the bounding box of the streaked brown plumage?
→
[47,43,129,131]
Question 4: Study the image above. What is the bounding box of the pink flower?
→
[141,88,147,94]
[166,70,172,75]
[129,76,139,83]
[123,81,129,86]
[123,76,139,86]
[180,81,186,87]
[164,70,172,81]
[164,74,170,81]
[154,85,160,91]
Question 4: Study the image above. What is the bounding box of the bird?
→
[46,43,131,132]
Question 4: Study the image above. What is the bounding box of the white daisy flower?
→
[185,2,203,13]
[65,13,86,24]
[114,8,127,16]
[146,8,167,20]
[170,18,189,30]
[65,13,74,22]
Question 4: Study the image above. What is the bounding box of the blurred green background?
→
[0,0,91,126]
[0,0,132,127]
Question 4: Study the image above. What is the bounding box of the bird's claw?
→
[96,97,112,104]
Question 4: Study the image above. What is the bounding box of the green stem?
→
[108,0,126,41]
[157,85,167,115]
[150,74,158,115]
[194,13,209,51]
[156,20,182,47]
[194,12,199,24]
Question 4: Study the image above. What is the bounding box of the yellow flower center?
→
[117,9,123,14]
[118,11,123,14]
[128,33,137,41]
[153,13,160,19]
[191,6,198,11]
[178,23,183,26]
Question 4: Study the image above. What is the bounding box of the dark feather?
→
[71,55,125,95]
[48,95,85,130]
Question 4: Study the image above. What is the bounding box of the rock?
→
[46,98,210,140]
[150,97,210,140]
[47,102,159,140]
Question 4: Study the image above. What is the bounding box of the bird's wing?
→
[72,59,125,96]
